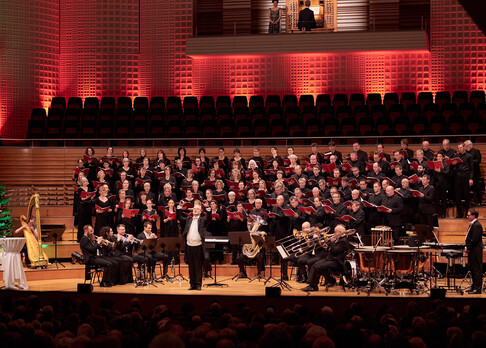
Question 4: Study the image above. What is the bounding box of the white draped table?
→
[0,237,28,290]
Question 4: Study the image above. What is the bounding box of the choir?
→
[73,140,482,285]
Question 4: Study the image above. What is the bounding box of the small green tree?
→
[0,184,12,237]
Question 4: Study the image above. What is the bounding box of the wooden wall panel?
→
[223,0,252,35]
[369,0,399,31]
[196,0,223,36]
[337,0,369,32]
[399,0,430,31]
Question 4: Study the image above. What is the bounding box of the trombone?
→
[277,226,331,256]
[293,228,356,258]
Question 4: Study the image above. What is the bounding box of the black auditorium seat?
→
[340,116,356,135]
[376,116,392,135]
[388,104,404,124]
[370,104,386,120]
[417,92,433,110]
[332,94,348,111]
[429,114,446,134]
[323,117,339,136]
[383,92,399,110]
[299,94,315,109]
[366,93,382,108]
[336,105,351,120]
[28,109,46,139]
[150,96,165,110]
[411,114,428,134]
[358,116,374,134]
[284,106,300,124]
[301,106,318,124]
[452,90,468,108]
[117,97,132,109]
[183,107,199,122]
[216,96,231,110]
[349,93,364,111]
[448,114,465,134]
[265,95,281,109]
[82,108,98,123]
[423,103,439,122]
[116,108,131,123]
[133,97,149,110]
[394,114,410,135]
[84,97,99,109]
[316,94,331,109]
[400,92,416,111]
[67,97,83,109]
[101,97,116,109]
[405,103,421,121]
[435,91,451,110]
[282,95,298,110]
[470,90,485,109]
[217,106,233,120]
[318,105,334,121]
[249,95,264,110]
[466,114,483,133]
[353,104,369,123]
[167,96,182,110]
[199,96,215,109]
[47,108,64,127]
[183,96,198,110]
[50,97,66,110]
[458,102,474,121]
[149,107,164,123]
[233,95,248,109]
[440,103,457,124]
[268,106,283,124]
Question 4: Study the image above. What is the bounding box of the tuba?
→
[20,193,49,268]
[242,214,267,258]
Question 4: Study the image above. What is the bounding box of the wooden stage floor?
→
[3,263,484,299]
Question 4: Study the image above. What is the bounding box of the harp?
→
[19,193,49,268]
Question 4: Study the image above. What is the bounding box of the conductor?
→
[298,1,316,31]
[182,204,208,290]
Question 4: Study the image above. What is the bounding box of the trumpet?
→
[115,234,142,244]
[98,237,115,247]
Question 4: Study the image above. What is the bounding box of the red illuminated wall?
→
[0,0,485,138]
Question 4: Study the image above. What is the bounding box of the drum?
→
[344,260,358,281]
[355,246,390,274]
[387,246,419,275]
[371,226,393,247]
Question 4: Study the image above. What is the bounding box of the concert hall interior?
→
[2,0,486,347]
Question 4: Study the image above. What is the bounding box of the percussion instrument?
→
[371,226,393,247]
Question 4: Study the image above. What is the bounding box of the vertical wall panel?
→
[0,0,59,137]
[369,0,399,31]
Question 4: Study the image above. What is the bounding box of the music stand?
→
[228,232,252,281]
[45,226,66,268]
[153,238,171,283]
[414,224,435,243]
[248,234,266,283]
[158,237,186,282]
[204,238,229,288]
[138,239,158,287]
[263,237,291,290]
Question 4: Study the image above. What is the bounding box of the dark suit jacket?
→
[418,184,435,214]
[466,220,483,252]
[298,8,316,31]
[382,194,403,227]
[80,235,101,264]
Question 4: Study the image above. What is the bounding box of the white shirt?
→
[187,217,202,246]
[465,218,477,242]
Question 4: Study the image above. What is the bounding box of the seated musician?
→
[296,222,327,283]
[302,224,352,291]
[79,225,118,287]
[136,221,170,278]
[236,217,266,278]
[13,216,39,266]
[115,223,147,278]
[99,226,132,285]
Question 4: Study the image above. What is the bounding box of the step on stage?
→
[2,263,486,318]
